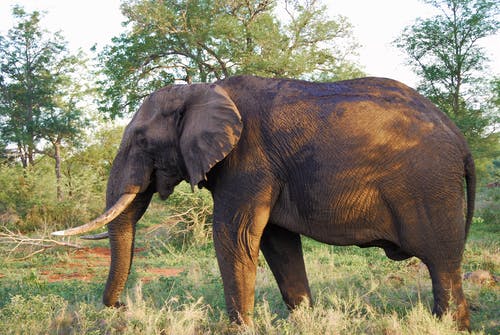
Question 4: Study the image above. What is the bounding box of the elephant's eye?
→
[136,134,148,149]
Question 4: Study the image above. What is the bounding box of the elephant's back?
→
[259,77,464,157]
[325,78,469,163]
[263,78,469,207]
[220,75,456,139]
[221,75,470,174]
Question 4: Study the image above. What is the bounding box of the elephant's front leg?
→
[212,203,270,324]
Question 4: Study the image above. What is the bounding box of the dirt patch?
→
[40,247,183,283]
[74,246,112,257]
[41,271,95,282]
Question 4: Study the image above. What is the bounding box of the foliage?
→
[0,6,89,170]
[476,186,500,226]
[487,158,500,181]
[144,184,214,250]
[97,0,363,117]
[0,126,122,232]
[395,0,500,177]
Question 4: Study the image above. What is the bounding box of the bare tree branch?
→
[0,228,82,260]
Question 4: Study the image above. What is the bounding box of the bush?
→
[0,127,121,233]
[0,159,107,233]
[143,183,213,251]
[476,186,500,225]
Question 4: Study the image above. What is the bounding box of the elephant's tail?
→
[464,153,476,240]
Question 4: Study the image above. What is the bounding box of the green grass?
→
[0,184,498,334]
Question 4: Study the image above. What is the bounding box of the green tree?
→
[395,0,499,168]
[38,55,92,199]
[98,0,363,117]
[0,6,89,198]
[0,138,8,163]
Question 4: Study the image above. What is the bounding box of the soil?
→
[40,247,183,283]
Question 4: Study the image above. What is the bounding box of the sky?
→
[0,0,499,87]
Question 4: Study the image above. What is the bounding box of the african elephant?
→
[54,75,475,330]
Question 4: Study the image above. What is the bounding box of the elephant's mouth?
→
[154,169,182,200]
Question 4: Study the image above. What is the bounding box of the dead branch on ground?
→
[0,228,82,260]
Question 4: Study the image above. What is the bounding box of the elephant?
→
[53,75,475,330]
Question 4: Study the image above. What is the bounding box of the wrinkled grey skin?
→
[95,76,475,330]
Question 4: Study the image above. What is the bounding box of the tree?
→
[0,6,88,199]
[98,0,363,117]
[39,96,88,200]
[395,0,499,166]
[0,7,52,167]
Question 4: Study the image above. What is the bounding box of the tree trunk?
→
[65,163,73,198]
[28,146,35,167]
[18,144,28,168]
[54,141,63,201]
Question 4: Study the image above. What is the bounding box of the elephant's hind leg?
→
[382,184,469,330]
[260,224,312,309]
[425,261,470,331]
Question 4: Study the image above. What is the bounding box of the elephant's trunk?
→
[103,212,135,307]
[102,188,153,307]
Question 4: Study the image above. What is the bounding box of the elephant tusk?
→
[80,232,109,240]
[52,193,137,236]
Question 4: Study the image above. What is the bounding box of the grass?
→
[0,184,498,334]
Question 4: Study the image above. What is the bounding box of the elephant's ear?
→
[179,84,242,189]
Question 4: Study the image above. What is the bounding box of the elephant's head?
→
[52,83,242,306]
[109,83,243,200]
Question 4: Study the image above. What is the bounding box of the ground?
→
[39,246,184,283]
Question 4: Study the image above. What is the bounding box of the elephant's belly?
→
[269,209,384,246]
[269,183,396,246]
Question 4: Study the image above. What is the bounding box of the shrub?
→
[476,186,500,225]
[0,127,121,233]
[143,183,213,251]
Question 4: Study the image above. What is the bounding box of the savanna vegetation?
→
[0,0,498,334]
